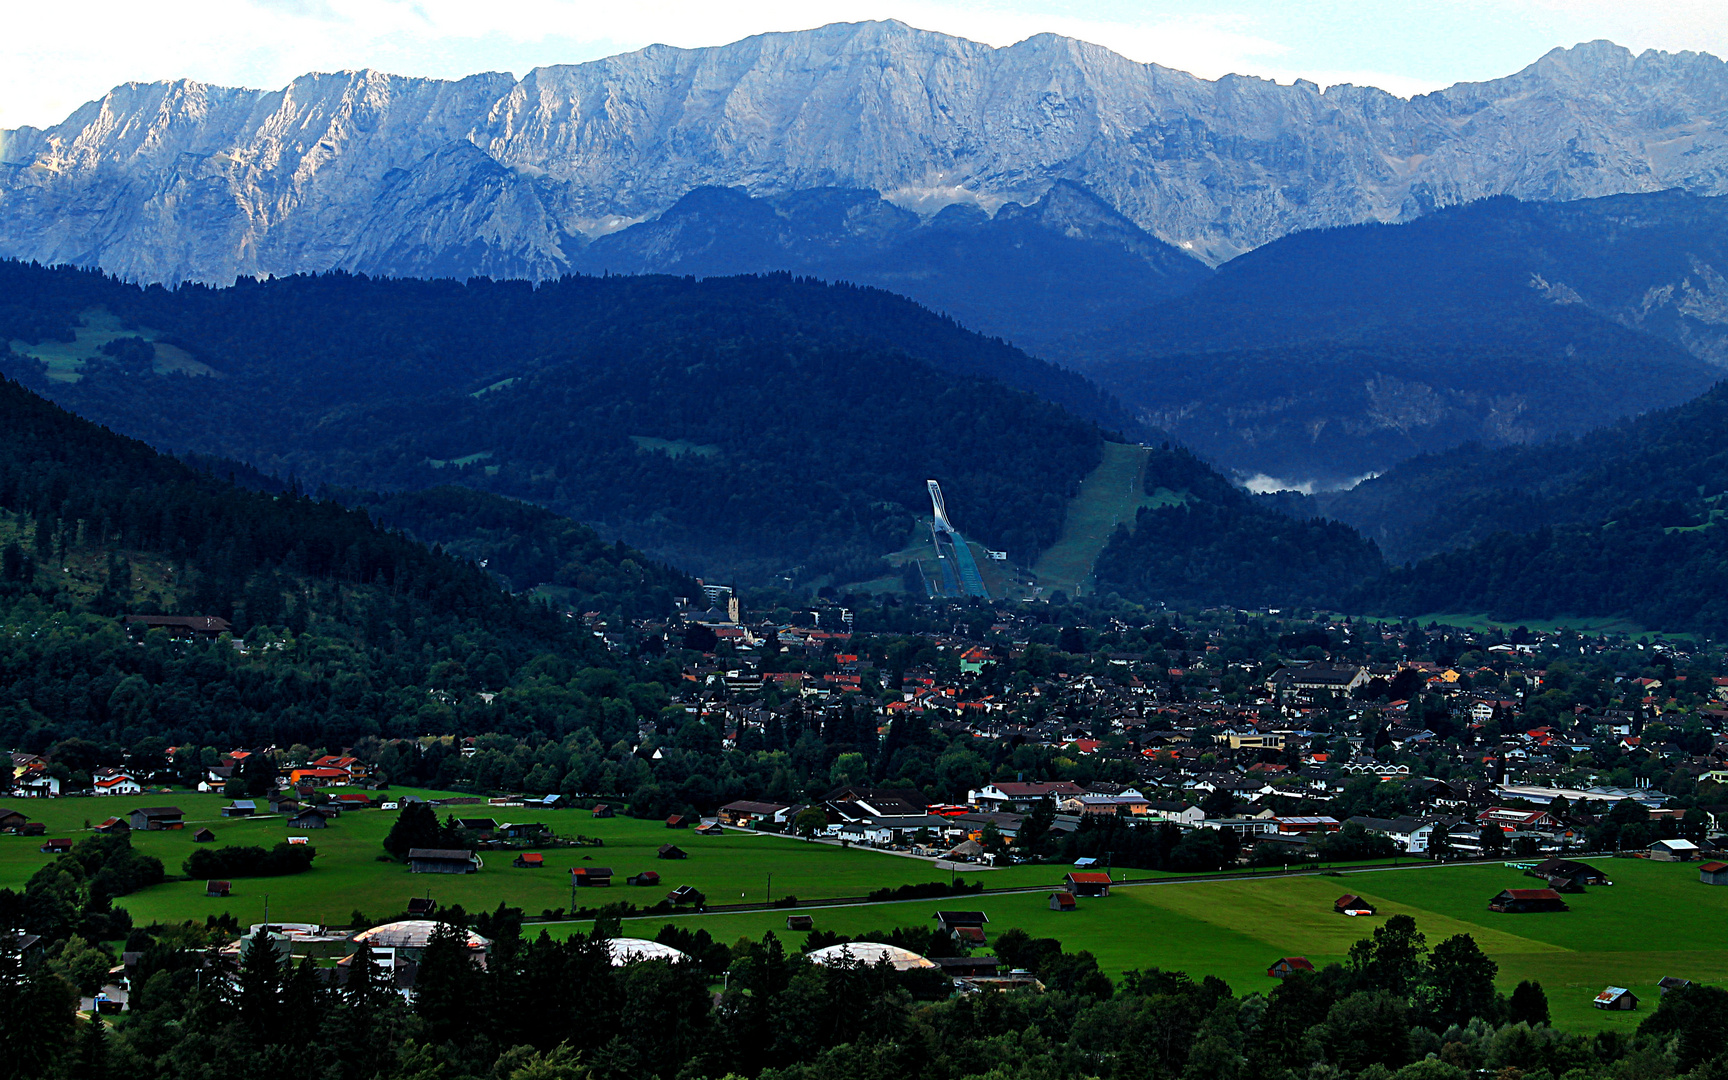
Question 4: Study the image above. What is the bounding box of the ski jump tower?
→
[926,480,990,599]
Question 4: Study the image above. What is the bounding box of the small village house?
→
[1489,888,1568,913]
[1065,871,1112,897]
[407,848,478,874]
[129,807,183,831]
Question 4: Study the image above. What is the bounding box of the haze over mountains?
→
[5,21,1728,286]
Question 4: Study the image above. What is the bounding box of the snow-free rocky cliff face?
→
[3,21,1728,285]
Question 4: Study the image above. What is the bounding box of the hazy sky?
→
[3,0,1724,130]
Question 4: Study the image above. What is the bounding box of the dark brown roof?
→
[407,848,474,861]
[123,615,232,633]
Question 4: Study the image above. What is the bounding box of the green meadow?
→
[0,790,1061,927]
[1032,442,1168,597]
[555,858,1725,1033]
[7,793,1720,1032]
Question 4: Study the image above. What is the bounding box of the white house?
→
[93,771,142,796]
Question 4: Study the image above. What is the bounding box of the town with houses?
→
[10,604,1728,873]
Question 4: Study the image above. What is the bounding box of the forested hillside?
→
[1322,381,1728,634]
[333,485,697,622]
[1092,446,1384,609]
[569,181,1212,355]
[0,374,678,755]
[1067,193,1727,487]
[1314,381,1728,562]
[0,264,1113,583]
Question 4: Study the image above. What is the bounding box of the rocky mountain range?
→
[4,21,1728,286]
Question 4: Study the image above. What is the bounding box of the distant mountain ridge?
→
[567,181,1212,354]
[5,22,1728,285]
[1066,193,1728,487]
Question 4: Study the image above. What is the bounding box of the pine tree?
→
[236,927,282,1039]
[70,1015,106,1080]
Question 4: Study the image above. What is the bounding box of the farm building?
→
[1066,872,1112,897]
[1529,859,1610,888]
[626,870,661,886]
[1268,957,1315,979]
[206,880,231,897]
[934,911,989,935]
[193,827,216,843]
[1490,888,1568,913]
[786,915,815,931]
[694,820,724,836]
[933,955,1002,977]
[93,818,127,835]
[0,808,29,832]
[1659,977,1692,995]
[1050,892,1077,912]
[658,844,688,860]
[1650,839,1702,862]
[1595,986,1638,1010]
[719,800,791,828]
[499,822,550,840]
[40,838,72,854]
[667,885,705,906]
[665,814,691,829]
[1700,861,1728,885]
[19,823,43,837]
[592,803,615,818]
[407,848,478,874]
[406,898,437,917]
[223,800,256,817]
[287,808,332,830]
[1335,894,1376,915]
[512,853,545,869]
[130,807,184,831]
[571,866,613,886]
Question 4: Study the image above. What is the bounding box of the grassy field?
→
[1032,443,1168,597]
[0,791,1063,927]
[9,307,215,382]
[1409,612,1698,644]
[9,794,1719,1031]
[554,858,1724,1033]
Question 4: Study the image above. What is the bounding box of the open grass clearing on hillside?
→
[9,307,214,382]
[554,858,1722,1033]
[1032,443,1171,597]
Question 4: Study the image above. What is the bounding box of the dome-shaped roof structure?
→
[806,941,936,971]
[351,920,490,952]
[605,937,691,965]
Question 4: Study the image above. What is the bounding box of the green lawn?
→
[1408,612,1698,644]
[0,790,1057,927]
[1032,443,1165,597]
[9,796,1717,1033]
[552,859,1723,1033]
